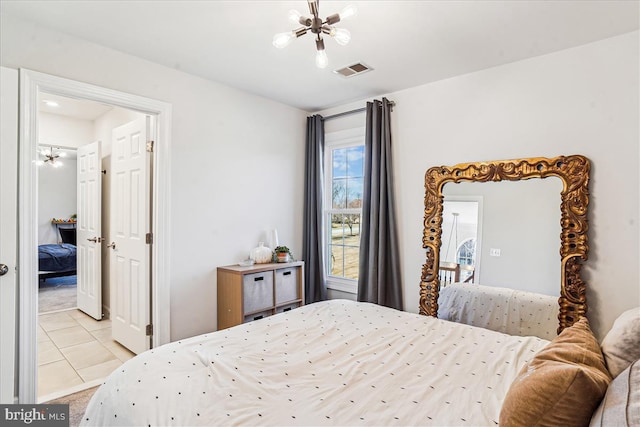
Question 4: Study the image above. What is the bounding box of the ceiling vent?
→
[334,62,373,78]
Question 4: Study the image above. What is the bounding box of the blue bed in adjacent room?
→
[38,243,77,281]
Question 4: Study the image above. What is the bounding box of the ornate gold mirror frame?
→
[420,155,590,333]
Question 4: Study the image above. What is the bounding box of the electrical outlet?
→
[490,248,501,257]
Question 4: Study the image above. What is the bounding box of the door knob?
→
[87,237,103,243]
[107,242,116,250]
[0,264,8,276]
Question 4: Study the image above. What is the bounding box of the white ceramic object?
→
[250,242,272,264]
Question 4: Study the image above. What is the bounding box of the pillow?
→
[500,317,612,427]
[590,359,640,427]
[601,307,640,378]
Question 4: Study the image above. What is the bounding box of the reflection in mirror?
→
[439,199,480,285]
[420,155,590,334]
[441,179,563,297]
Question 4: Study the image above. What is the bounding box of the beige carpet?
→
[39,275,77,313]
[46,386,98,427]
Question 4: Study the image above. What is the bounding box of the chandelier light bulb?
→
[340,4,357,20]
[288,9,302,24]
[332,28,351,46]
[273,31,295,49]
[315,49,328,68]
[58,151,67,158]
[52,160,63,168]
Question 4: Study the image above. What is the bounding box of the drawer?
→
[275,267,299,304]
[276,302,301,314]
[243,309,272,323]
[243,272,273,313]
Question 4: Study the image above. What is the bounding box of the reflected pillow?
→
[500,317,611,427]
[601,307,640,378]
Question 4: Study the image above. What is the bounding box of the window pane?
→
[329,245,344,277]
[332,148,347,178]
[327,213,361,280]
[344,245,360,279]
[332,178,347,209]
[346,146,364,177]
[346,177,363,208]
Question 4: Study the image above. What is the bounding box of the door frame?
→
[18,69,172,403]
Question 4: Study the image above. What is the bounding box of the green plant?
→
[273,246,290,254]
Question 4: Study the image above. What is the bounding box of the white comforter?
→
[437,283,560,340]
[82,300,548,426]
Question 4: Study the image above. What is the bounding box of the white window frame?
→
[324,127,365,294]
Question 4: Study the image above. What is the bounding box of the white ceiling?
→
[39,93,114,120]
[2,1,638,112]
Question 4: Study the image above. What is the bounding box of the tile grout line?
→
[38,309,127,398]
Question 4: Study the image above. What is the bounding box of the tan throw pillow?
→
[601,307,640,378]
[589,359,640,427]
[500,317,612,427]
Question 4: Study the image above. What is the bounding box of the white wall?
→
[37,112,90,244]
[37,158,77,244]
[319,31,639,339]
[1,15,308,340]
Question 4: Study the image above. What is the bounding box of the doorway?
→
[19,69,172,403]
[35,95,146,400]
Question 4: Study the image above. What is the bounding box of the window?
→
[456,238,476,283]
[324,128,365,292]
[457,238,476,266]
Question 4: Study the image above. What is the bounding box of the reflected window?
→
[457,238,475,266]
[457,238,476,283]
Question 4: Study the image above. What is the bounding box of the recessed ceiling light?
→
[43,100,59,107]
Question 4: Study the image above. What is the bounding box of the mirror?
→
[420,155,590,333]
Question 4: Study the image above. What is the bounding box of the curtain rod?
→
[323,100,395,121]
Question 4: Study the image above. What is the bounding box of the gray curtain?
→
[357,98,403,310]
[302,115,327,304]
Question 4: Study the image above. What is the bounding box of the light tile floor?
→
[38,309,135,400]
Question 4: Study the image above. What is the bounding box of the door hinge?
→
[146,140,155,152]
[146,324,153,336]
[146,232,153,244]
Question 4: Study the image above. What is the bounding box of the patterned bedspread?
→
[82,300,549,426]
[437,283,559,339]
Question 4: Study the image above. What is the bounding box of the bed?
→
[39,227,77,281]
[437,282,559,340]
[82,299,549,426]
[38,243,77,281]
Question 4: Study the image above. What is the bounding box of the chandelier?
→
[38,146,66,168]
[273,1,357,69]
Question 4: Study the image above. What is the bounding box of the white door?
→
[77,141,103,320]
[110,117,151,355]
[0,66,18,403]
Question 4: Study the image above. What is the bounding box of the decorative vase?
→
[250,242,272,264]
